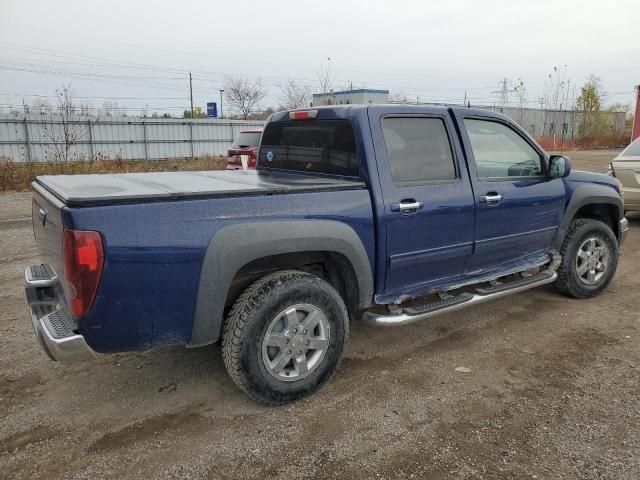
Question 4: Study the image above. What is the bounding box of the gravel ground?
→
[1,149,639,479]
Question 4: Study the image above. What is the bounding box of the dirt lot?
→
[1,149,639,479]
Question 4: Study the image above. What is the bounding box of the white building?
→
[311,88,389,106]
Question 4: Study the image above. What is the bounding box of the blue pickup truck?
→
[26,105,628,405]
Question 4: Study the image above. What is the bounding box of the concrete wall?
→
[0,114,264,163]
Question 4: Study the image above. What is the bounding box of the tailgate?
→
[31,182,65,278]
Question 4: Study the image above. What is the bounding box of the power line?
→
[0,40,498,98]
[0,93,188,100]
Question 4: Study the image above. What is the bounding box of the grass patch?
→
[0,156,227,192]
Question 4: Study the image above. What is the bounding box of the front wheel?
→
[221,270,349,405]
[555,218,619,299]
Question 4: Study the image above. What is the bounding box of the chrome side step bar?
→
[363,270,557,327]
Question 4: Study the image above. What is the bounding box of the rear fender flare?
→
[189,220,373,346]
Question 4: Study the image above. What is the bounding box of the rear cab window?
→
[258,120,359,177]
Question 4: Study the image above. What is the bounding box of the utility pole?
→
[491,77,513,111]
[189,72,194,118]
[219,89,224,119]
[498,77,509,108]
[539,97,547,137]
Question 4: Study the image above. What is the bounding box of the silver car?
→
[610,137,640,212]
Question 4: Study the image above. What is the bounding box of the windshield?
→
[258,120,359,177]
[620,137,640,157]
[231,132,261,149]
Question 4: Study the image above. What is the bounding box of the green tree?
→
[576,75,604,136]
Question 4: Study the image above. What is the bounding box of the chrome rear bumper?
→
[25,264,96,363]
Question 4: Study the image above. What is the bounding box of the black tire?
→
[221,270,349,406]
[555,218,618,299]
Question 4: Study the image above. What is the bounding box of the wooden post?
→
[23,117,32,162]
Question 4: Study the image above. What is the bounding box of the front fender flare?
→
[189,220,373,346]
[554,183,624,249]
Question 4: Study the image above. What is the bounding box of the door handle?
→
[480,193,503,205]
[391,200,424,214]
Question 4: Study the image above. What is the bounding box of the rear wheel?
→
[555,218,618,298]
[221,270,349,405]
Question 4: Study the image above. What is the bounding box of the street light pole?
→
[219,89,224,119]
[189,72,194,118]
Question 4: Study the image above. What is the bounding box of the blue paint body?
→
[46,105,620,353]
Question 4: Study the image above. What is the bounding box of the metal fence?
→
[0,114,264,162]
[478,106,627,139]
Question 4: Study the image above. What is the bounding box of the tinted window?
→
[231,132,261,148]
[464,119,543,178]
[259,120,358,176]
[381,117,456,186]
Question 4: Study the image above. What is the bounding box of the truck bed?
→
[35,169,365,206]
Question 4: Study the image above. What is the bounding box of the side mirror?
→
[549,155,571,178]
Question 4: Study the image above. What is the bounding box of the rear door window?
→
[381,117,457,186]
[259,120,359,176]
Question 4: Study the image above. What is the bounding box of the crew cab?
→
[25,105,628,405]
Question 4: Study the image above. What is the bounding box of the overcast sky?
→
[1,0,638,116]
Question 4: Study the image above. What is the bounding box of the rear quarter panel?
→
[64,189,374,353]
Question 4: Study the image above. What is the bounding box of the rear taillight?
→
[63,229,104,318]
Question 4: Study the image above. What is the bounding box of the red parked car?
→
[226,129,262,170]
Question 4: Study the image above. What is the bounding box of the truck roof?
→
[271,104,510,123]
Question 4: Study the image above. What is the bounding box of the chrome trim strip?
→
[363,271,558,327]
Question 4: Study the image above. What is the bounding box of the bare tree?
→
[542,65,570,144]
[278,78,312,110]
[101,100,123,117]
[316,58,335,105]
[31,98,53,116]
[223,76,267,120]
[78,100,93,117]
[40,84,92,162]
[514,78,527,124]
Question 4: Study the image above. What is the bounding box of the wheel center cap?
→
[291,334,304,348]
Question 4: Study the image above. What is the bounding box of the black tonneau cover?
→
[35,170,365,207]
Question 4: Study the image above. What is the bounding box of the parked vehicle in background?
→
[25,105,628,405]
[609,137,640,212]
[226,129,262,170]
